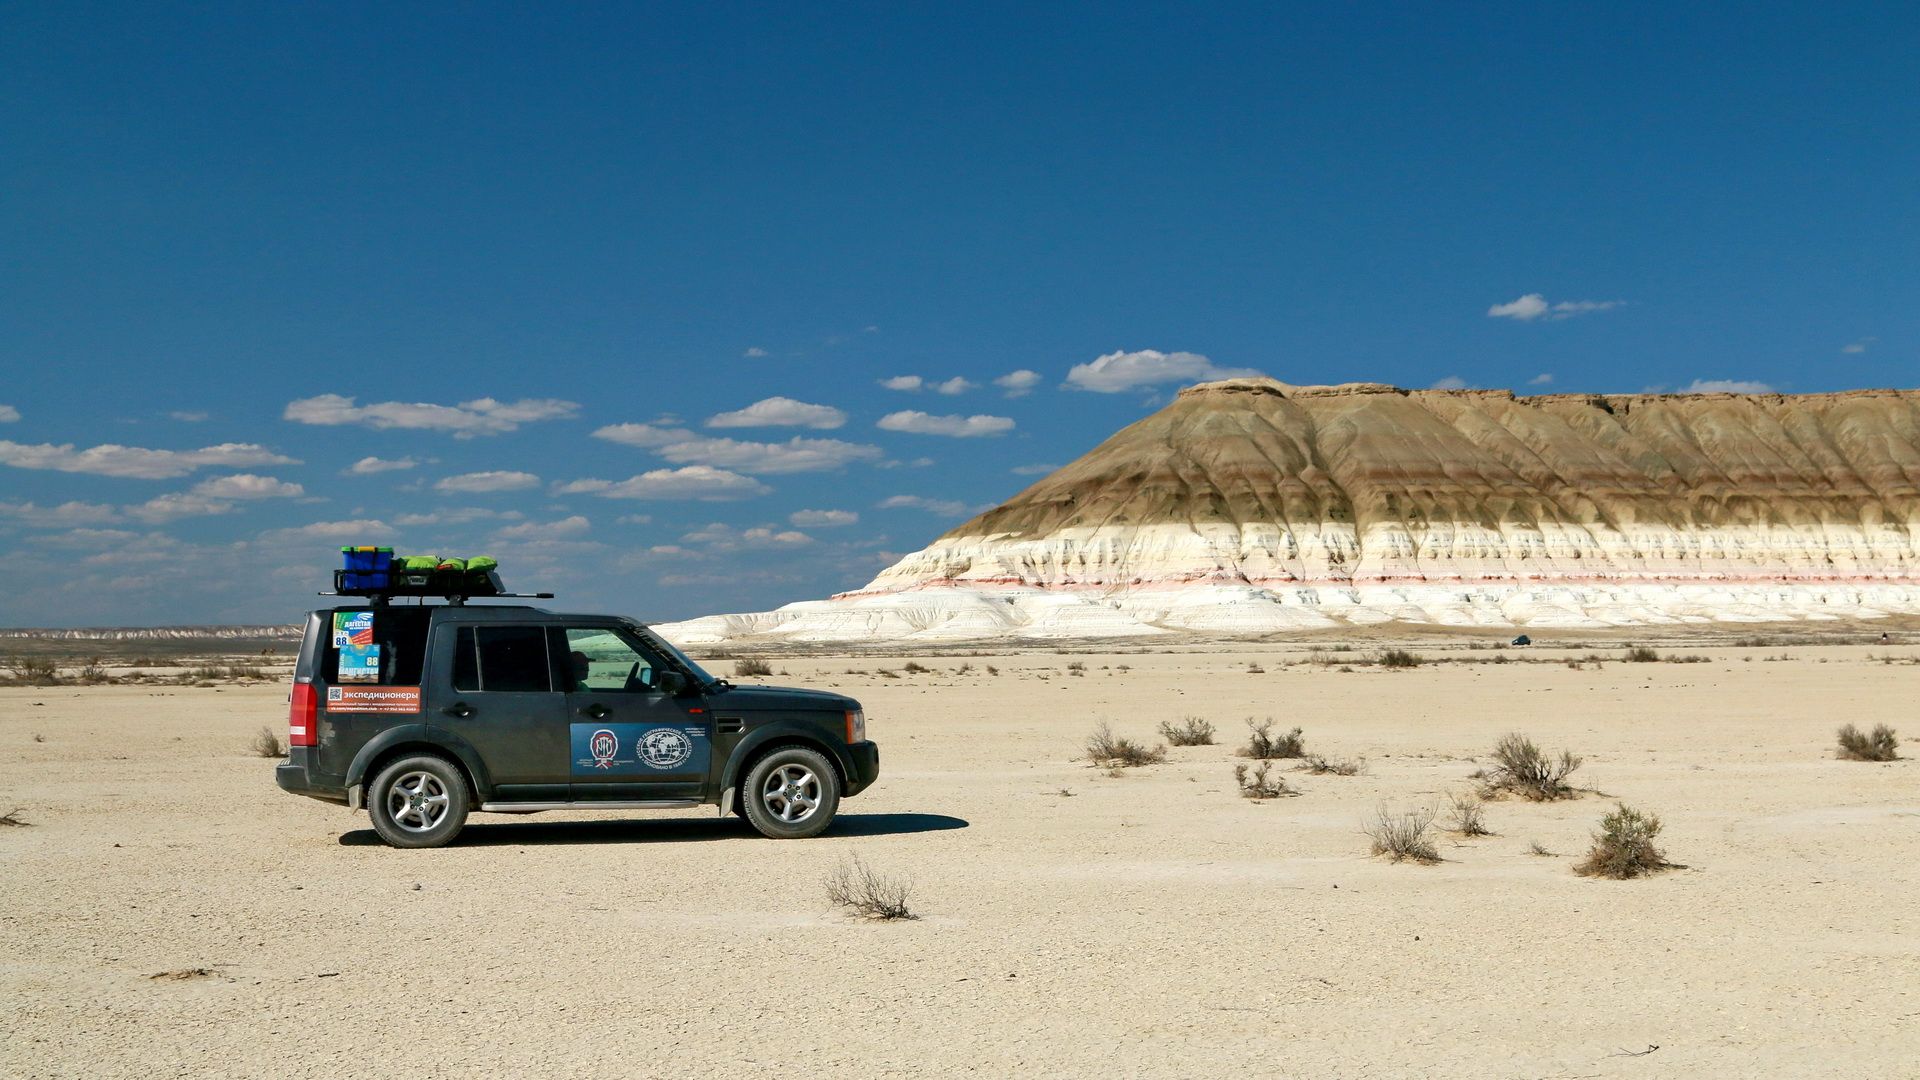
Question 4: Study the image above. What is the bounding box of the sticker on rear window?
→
[332,611,374,647]
[326,685,421,714]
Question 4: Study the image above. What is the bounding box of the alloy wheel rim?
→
[760,764,820,823]
[387,771,450,832]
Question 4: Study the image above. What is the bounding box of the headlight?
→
[845,708,866,743]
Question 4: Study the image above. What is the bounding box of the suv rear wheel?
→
[368,754,470,848]
[740,746,840,839]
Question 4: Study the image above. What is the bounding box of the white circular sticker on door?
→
[638,728,693,769]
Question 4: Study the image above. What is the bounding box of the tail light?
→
[289,682,317,747]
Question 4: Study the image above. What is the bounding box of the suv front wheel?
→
[740,746,840,839]
[368,754,471,848]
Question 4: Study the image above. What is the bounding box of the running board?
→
[478,799,703,813]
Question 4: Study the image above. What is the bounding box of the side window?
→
[324,607,429,686]
[560,627,659,692]
[451,625,553,693]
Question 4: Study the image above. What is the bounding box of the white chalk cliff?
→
[657,378,1920,644]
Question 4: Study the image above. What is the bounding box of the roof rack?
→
[322,569,553,606]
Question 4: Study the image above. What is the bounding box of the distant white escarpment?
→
[0,625,300,641]
[657,377,1920,645]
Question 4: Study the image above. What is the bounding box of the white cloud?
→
[0,405,19,423]
[0,500,121,527]
[679,522,814,550]
[878,494,981,517]
[0,439,298,479]
[789,509,858,527]
[283,394,579,437]
[168,410,208,422]
[347,455,418,475]
[190,473,304,500]
[1430,376,1470,390]
[435,470,541,493]
[656,435,883,474]
[876,411,1015,437]
[1678,379,1778,394]
[125,493,236,523]
[994,370,1042,397]
[1063,349,1261,393]
[391,507,524,527]
[883,375,980,395]
[1487,294,1549,320]
[1010,463,1058,476]
[256,519,395,544]
[1488,294,1623,321]
[26,527,141,548]
[591,422,697,448]
[557,466,771,500]
[705,397,847,430]
[743,347,769,358]
[494,515,591,540]
[1842,338,1876,355]
[1528,373,1555,386]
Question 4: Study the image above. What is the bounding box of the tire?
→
[367,754,470,849]
[740,746,840,839]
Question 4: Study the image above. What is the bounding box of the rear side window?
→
[452,625,553,693]
[320,607,429,686]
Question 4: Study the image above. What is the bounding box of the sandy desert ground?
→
[2,640,1917,1078]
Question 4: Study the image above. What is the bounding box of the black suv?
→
[275,602,878,847]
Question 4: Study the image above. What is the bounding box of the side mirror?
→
[656,670,689,696]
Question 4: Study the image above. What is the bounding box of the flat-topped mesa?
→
[656,378,1920,644]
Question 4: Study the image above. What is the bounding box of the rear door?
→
[432,622,570,803]
[557,625,712,802]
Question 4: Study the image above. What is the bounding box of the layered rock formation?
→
[659,378,1920,644]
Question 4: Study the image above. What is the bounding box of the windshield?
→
[631,624,717,686]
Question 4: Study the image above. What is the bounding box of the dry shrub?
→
[1364,804,1440,864]
[824,855,916,920]
[1573,804,1674,879]
[733,658,773,677]
[1233,762,1297,800]
[1444,791,1490,836]
[1480,733,1582,800]
[876,668,900,679]
[1527,840,1555,857]
[1158,716,1216,746]
[248,726,285,759]
[1085,723,1167,768]
[1300,754,1365,776]
[902,661,931,674]
[1379,649,1422,669]
[0,808,29,827]
[1246,663,1265,674]
[77,657,110,684]
[1836,723,1899,762]
[3,657,60,686]
[1240,718,1304,759]
[1623,646,1660,663]
[985,665,999,676]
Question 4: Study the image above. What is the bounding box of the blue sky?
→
[2,4,1916,626]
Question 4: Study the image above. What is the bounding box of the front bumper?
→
[844,740,880,797]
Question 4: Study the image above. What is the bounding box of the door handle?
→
[580,703,610,720]
[442,702,473,718]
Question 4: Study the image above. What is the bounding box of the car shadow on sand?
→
[338,812,969,847]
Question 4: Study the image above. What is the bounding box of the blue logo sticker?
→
[570,722,708,776]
